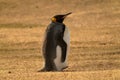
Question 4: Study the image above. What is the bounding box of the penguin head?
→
[51,12,72,23]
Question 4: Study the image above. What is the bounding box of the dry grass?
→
[0,26,120,80]
[0,0,120,80]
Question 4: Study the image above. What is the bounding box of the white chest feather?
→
[54,27,70,70]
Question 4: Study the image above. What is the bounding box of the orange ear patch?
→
[51,17,56,22]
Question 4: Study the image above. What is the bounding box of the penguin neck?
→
[52,22,64,24]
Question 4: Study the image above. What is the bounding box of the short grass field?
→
[0,0,120,80]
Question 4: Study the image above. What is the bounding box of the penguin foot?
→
[38,68,46,72]
[38,68,58,72]
[62,66,68,70]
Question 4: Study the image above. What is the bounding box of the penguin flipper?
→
[57,27,67,62]
[61,41,67,62]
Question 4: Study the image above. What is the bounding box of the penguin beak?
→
[63,12,72,18]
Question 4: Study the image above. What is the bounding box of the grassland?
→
[0,0,120,80]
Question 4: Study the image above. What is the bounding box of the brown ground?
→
[0,0,120,80]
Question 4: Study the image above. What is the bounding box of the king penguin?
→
[40,12,71,72]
